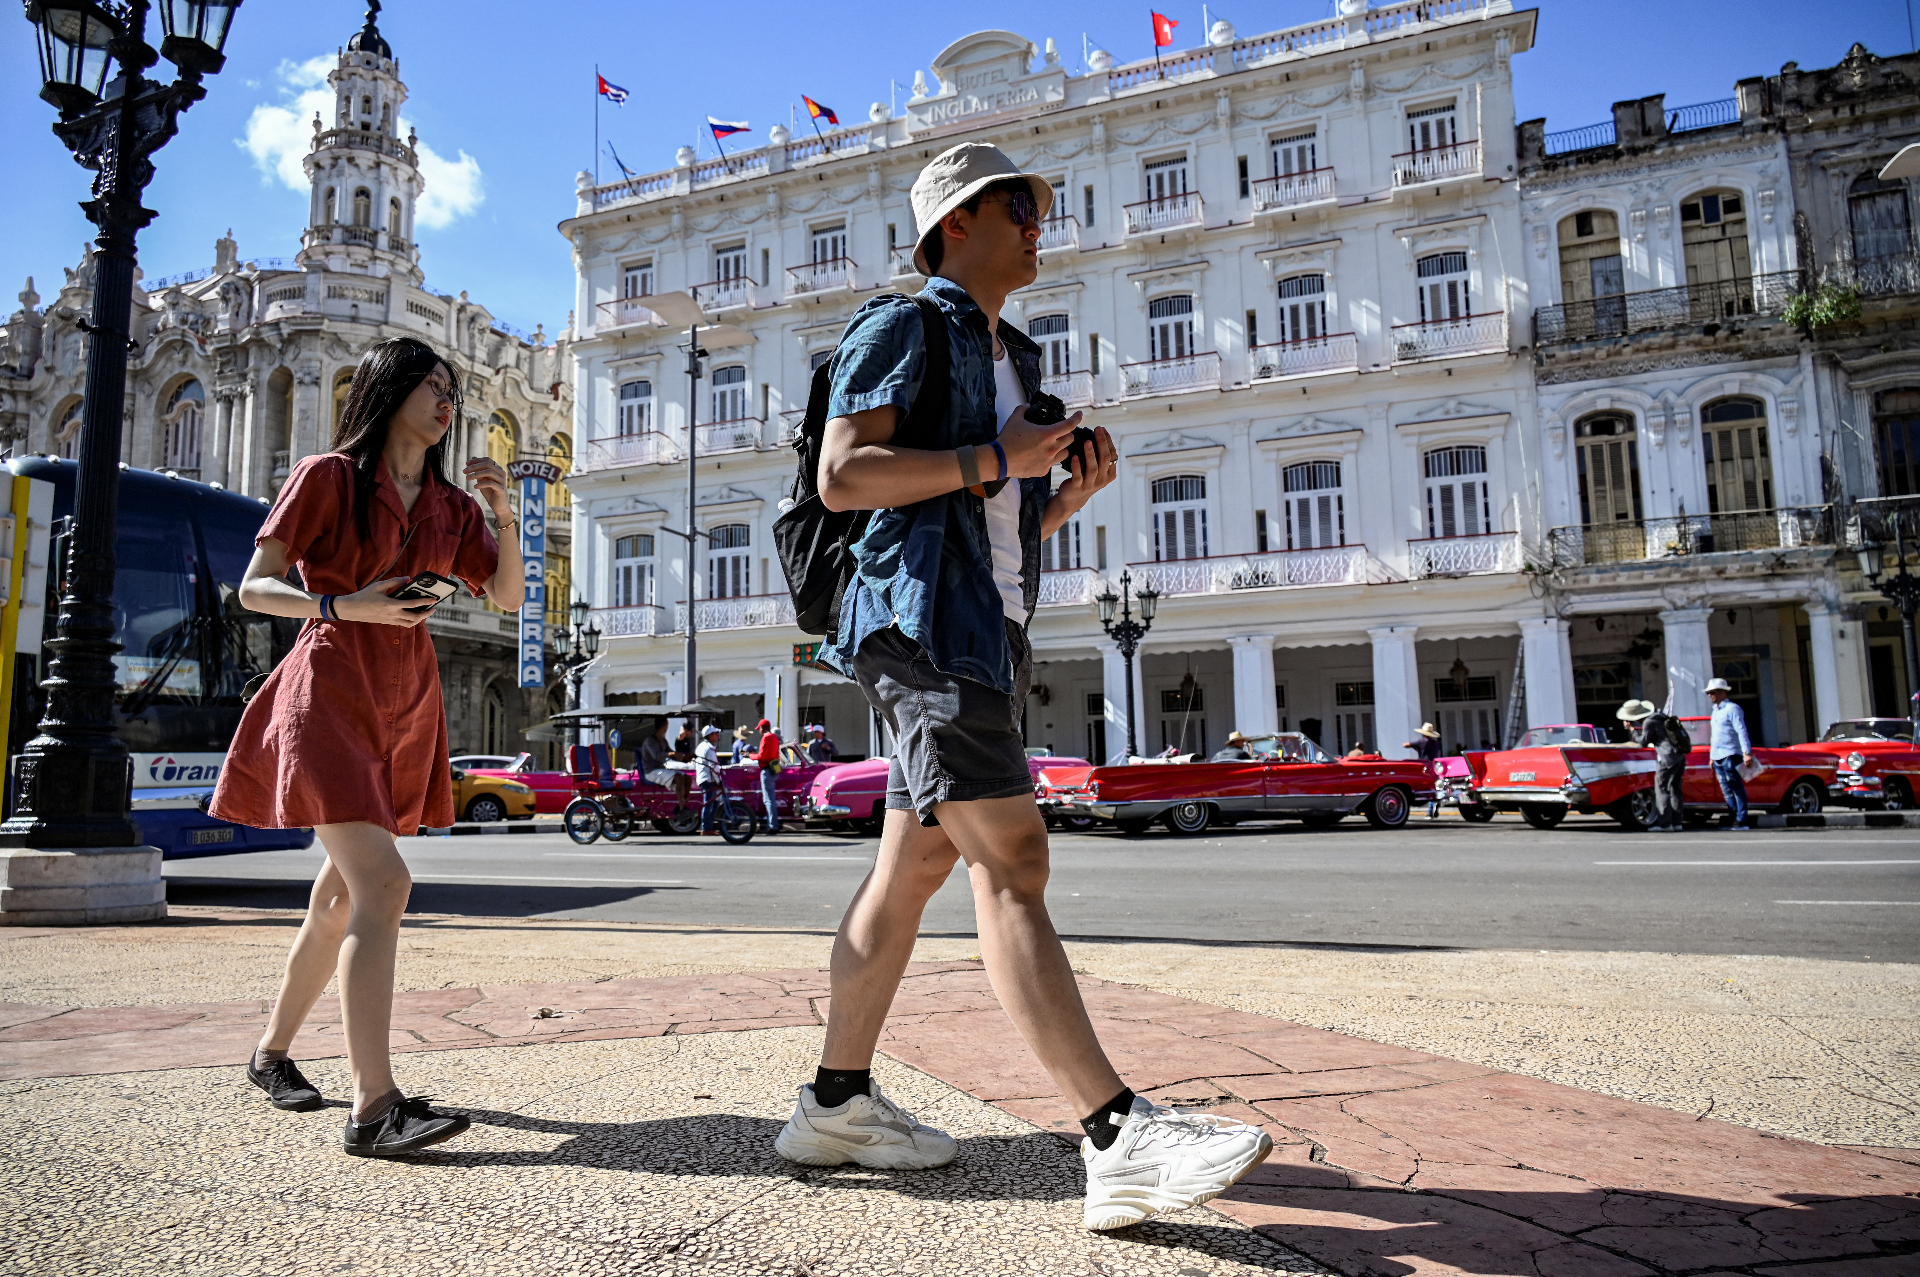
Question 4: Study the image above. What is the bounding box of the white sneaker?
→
[773,1083,958,1170]
[1081,1097,1274,1231]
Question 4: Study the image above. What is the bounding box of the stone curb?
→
[415,821,563,836]
[1762,810,1920,828]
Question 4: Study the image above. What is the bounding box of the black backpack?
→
[773,295,950,639]
[1662,713,1693,753]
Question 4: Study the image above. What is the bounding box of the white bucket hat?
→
[910,142,1055,276]
[1616,699,1657,722]
[1704,677,1734,693]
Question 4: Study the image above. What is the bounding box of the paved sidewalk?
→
[6,950,1917,1276]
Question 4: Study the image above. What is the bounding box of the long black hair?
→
[331,336,462,541]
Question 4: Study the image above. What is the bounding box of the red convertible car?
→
[1034,733,1434,834]
[1782,718,1920,810]
[1455,718,1841,829]
[798,754,1091,835]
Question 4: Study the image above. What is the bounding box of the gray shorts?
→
[850,619,1034,827]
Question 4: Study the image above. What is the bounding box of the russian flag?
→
[802,96,838,127]
[597,74,629,105]
[708,117,750,138]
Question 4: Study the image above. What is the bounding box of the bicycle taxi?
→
[547,705,750,845]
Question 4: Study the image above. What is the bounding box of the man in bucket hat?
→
[1704,678,1754,828]
[775,142,1272,1229]
[1618,699,1686,831]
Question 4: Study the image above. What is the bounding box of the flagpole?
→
[594,64,601,186]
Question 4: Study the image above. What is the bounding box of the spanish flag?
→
[802,95,839,127]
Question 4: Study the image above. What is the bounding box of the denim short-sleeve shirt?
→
[820,277,1052,694]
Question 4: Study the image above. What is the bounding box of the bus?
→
[5,456,315,858]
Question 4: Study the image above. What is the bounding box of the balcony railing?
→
[1120,351,1221,399]
[1546,507,1835,568]
[888,245,920,278]
[1130,545,1370,597]
[596,296,661,330]
[1392,313,1507,362]
[1251,168,1336,213]
[1392,140,1481,188]
[1038,567,1104,607]
[594,605,669,638]
[1038,215,1080,253]
[1819,251,1920,300]
[1251,333,1359,381]
[1124,192,1204,236]
[675,593,797,632]
[316,127,417,164]
[1534,271,1802,344]
[582,432,682,472]
[1409,531,1522,578]
[1040,370,1095,408]
[690,277,758,312]
[1846,495,1920,545]
[788,257,857,297]
[337,225,379,247]
[695,417,764,454]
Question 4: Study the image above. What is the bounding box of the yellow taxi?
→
[450,766,536,823]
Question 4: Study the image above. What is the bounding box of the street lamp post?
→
[551,597,601,746]
[1095,570,1159,759]
[1,2,241,924]
[1856,517,1920,735]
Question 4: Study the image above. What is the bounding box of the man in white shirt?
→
[694,724,725,835]
[1705,677,1754,829]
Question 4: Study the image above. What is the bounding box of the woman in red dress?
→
[210,337,525,1157]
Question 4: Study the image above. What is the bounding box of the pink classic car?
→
[797,754,1092,834]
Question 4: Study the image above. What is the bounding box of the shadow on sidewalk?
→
[164,877,697,917]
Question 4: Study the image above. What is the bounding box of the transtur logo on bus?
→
[149,756,221,783]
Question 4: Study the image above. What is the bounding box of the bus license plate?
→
[190,827,235,845]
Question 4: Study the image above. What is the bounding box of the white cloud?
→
[236,57,485,231]
[410,131,484,229]
[239,55,334,190]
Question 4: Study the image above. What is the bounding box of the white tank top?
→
[988,350,1028,619]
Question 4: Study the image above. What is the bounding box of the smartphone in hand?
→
[388,570,458,614]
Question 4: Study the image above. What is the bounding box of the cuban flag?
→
[1150,11,1178,46]
[802,96,838,126]
[708,116,750,138]
[597,74,630,105]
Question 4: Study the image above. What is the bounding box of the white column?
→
[1806,600,1871,723]
[1098,640,1144,763]
[665,669,685,742]
[210,389,235,488]
[1367,624,1421,759]
[1659,606,1715,717]
[761,663,799,744]
[1518,616,1576,727]
[1227,634,1278,738]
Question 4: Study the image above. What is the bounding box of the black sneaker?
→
[341,1095,471,1157]
[247,1057,324,1112]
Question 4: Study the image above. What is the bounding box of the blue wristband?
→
[988,440,1008,482]
[319,594,334,621]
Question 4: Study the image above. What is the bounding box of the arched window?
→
[162,379,205,474]
[351,188,372,227]
[486,411,517,468]
[1276,275,1326,344]
[1680,189,1752,315]
[1700,397,1772,514]
[1557,210,1624,335]
[331,370,353,433]
[1574,414,1642,526]
[1029,313,1070,376]
[379,101,390,133]
[617,380,653,436]
[612,533,655,608]
[482,684,506,755]
[53,398,82,460]
[1282,460,1344,549]
[1151,474,1208,561]
[1416,252,1470,324]
[360,94,372,116]
[387,197,402,241]
[1850,173,1913,262]
[1423,445,1492,539]
[322,188,336,226]
[1872,388,1920,497]
[708,523,751,598]
[1147,295,1194,361]
[710,365,747,422]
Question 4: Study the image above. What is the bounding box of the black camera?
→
[1061,426,1098,476]
[1022,390,1067,425]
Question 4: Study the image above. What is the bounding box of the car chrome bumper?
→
[811,803,851,818]
[1476,786,1582,806]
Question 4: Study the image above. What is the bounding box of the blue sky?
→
[1,0,1911,336]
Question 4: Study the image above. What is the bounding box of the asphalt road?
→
[161,813,1920,963]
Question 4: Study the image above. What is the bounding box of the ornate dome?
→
[346,2,391,59]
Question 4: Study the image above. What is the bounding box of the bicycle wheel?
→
[563,799,604,845]
[717,797,759,845]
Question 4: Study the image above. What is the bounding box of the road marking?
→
[417,875,684,885]
[1775,900,1920,906]
[545,853,869,863]
[1595,860,1920,866]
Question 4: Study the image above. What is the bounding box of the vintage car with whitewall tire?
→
[1454,718,1842,830]
[795,754,1092,835]
[1780,718,1920,810]
[1033,733,1434,835]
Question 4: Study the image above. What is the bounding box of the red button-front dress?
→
[210,453,500,835]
